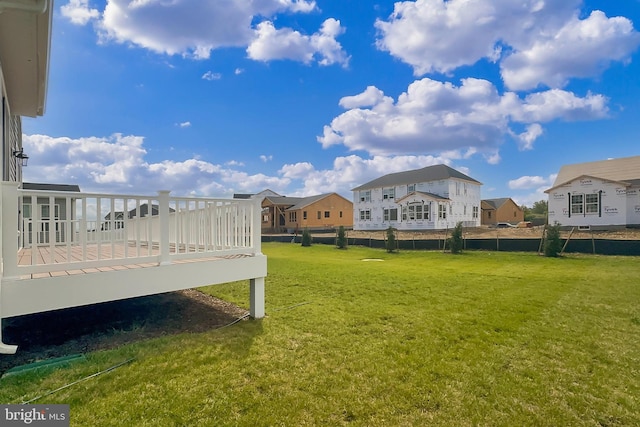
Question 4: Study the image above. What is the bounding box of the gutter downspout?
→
[0,0,47,14]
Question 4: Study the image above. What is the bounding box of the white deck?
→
[0,182,267,354]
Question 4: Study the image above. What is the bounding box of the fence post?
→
[158,190,171,265]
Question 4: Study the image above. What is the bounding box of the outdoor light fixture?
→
[13,149,29,167]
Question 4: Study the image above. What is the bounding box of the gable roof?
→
[482,198,515,210]
[352,164,481,191]
[551,155,640,188]
[23,182,81,192]
[396,191,449,204]
[263,193,351,211]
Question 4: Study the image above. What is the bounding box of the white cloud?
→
[319,78,608,157]
[501,11,640,90]
[61,0,335,64]
[508,175,550,190]
[22,133,290,197]
[260,155,273,162]
[375,0,639,89]
[202,71,222,81]
[22,132,471,199]
[61,0,100,25]
[178,121,191,128]
[516,123,543,150]
[234,68,245,75]
[247,18,349,66]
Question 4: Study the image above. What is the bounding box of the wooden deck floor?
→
[17,242,249,279]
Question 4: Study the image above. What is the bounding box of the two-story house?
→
[352,164,482,231]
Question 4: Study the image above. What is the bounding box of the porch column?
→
[158,190,171,266]
[252,198,263,255]
[250,277,265,319]
[1,182,19,280]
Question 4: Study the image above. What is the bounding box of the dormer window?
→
[383,188,395,200]
[407,184,416,193]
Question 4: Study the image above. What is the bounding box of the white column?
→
[0,182,19,353]
[252,197,263,255]
[249,277,265,319]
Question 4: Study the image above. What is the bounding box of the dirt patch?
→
[0,289,247,374]
[342,226,640,241]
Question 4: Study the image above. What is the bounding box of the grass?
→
[2,243,639,426]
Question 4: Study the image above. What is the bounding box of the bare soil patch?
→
[0,289,247,374]
[342,226,640,241]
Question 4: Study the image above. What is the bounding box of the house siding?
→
[285,193,353,232]
[547,177,630,227]
[353,178,481,231]
[482,199,524,225]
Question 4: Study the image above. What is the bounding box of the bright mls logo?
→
[1,405,69,426]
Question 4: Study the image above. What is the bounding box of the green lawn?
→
[2,243,639,426]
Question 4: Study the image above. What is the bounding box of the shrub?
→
[301,228,312,247]
[544,222,562,257]
[336,226,347,249]
[448,222,464,254]
[385,226,397,253]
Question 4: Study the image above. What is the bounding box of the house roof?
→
[551,155,640,189]
[0,0,53,117]
[263,193,350,210]
[352,164,481,191]
[23,182,81,192]
[482,198,514,210]
[127,203,175,218]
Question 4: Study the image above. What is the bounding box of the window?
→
[383,208,398,221]
[317,211,321,219]
[404,203,426,221]
[585,194,599,213]
[324,211,330,218]
[455,181,461,196]
[488,211,492,219]
[464,205,467,215]
[339,211,343,218]
[472,206,479,219]
[571,194,584,215]
[263,215,269,222]
[439,204,447,219]
[359,209,371,220]
[449,205,453,215]
[383,187,395,200]
[41,204,60,219]
[289,211,297,222]
[359,190,371,202]
[23,204,32,219]
[407,184,416,193]
[303,211,307,220]
[464,183,468,195]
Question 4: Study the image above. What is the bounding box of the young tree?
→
[544,222,562,257]
[301,228,312,247]
[336,226,347,249]
[448,222,464,254]
[385,226,397,253]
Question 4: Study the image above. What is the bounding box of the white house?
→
[0,1,266,354]
[352,164,482,231]
[545,155,640,229]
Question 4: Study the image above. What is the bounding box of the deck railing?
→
[1,182,262,279]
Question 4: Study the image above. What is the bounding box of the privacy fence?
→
[262,235,640,256]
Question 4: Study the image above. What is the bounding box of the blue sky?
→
[22,0,640,206]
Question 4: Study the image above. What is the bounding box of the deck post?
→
[249,277,265,319]
[158,190,171,266]
[252,197,262,255]
[1,182,20,280]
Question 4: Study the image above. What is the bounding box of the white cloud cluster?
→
[247,18,349,66]
[375,0,640,90]
[61,0,347,66]
[319,78,608,155]
[22,134,291,197]
[61,0,99,25]
[508,173,558,207]
[23,133,467,199]
[202,71,222,81]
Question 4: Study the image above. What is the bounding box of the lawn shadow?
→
[0,289,248,374]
